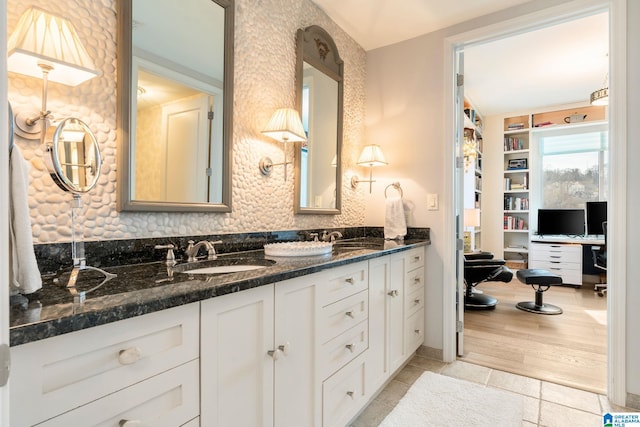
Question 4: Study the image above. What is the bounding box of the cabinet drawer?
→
[320,290,368,344]
[320,320,368,378]
[530,243,581,263]
[405,308,425,355]
[405,286,425,317]
[527,261,582,285]
[405,266,424,295]
[322,355,367,427]
[319,262,368,307]
[38,359,199,427]
[404,247,425,271]
[11,303,200,427]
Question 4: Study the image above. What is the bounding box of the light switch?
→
[427,193,439,210]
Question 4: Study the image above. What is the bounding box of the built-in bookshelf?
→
[503,115,530,266]
[464,100,483,252]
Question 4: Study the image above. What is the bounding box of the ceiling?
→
[311,0,609,115]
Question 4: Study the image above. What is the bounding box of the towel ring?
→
[384,182,403,198]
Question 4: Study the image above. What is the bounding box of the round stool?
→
[515,269,563,315]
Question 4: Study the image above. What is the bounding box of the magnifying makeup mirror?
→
[44,118,116,302]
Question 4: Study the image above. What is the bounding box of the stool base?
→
[465,293,497,310]
[516,301,563,315]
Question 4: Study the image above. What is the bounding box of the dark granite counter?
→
[10,237,430,346]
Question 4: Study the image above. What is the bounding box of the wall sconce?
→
[351,144,388,193]
[259,108,307,180]
[7,7,100,142]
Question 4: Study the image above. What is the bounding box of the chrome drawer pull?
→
[118,347,142,365]
[413,256,421,261]
[387,289,399,297]
[414,277,421,284]
[345,311,355,318]
[119,420,142,427]
[345,344,355,353]
[415,329,421,335]
[345,277,354,285]
[346,391,354,399]
[414,299,421,305]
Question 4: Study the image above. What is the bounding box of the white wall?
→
[365,0,640,404]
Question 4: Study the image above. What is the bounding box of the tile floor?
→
[351,354,634,426]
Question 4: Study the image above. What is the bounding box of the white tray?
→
[264,241,333,257]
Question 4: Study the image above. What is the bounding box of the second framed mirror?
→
[294,25,343,215]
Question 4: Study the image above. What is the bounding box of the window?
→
[538,125,608,209]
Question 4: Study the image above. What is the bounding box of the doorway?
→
[444,0,627,407]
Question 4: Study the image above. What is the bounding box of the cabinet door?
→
[201,285,275,427]
[366,256,391,393]
[388,254,406,373]
[274,276,321,427]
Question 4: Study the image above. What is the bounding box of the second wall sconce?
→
[260,108,307,180]
[351,144,388,193]
[7,6,100,143]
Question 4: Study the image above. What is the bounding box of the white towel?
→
[384,194,407,240]
[9,145,42,295]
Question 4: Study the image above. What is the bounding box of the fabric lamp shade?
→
[261,108,307,143]
[7,7,99,86]
[464,208,481,228]
[357,144,388,167]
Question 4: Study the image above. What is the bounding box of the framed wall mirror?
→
[294,25,343,215]
[117,0,234,212]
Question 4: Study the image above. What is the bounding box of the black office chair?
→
[464,252,514,309]
[592,221,607,296]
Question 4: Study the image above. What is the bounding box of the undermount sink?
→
[173,258,276,275]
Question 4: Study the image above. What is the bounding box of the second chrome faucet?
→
[185,240,223,262]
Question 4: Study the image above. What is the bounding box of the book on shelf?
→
[503,215,527,230]
[504,196,529,211]
[504,137,526,151]
[507,123,525,130]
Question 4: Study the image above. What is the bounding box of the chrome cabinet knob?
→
[119,420,142,427]
[345,311,355,318]
[345,344,355,353]
[346,391,354,399]
[387,289,399,297]
[268,348,282,360]
[345,277,354,285]
[278,342,291,356]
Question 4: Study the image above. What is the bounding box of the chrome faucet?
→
[185,240,214,262]
[321,230,343,242]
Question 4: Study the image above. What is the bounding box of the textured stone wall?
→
[7,0,367,244]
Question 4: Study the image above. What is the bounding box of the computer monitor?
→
[537,209,585,236]
[586,201,607,235]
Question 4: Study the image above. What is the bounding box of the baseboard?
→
[627,392,640,410]
[416,345,443,361]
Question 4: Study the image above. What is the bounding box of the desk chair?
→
[592,221,607,296]
[464,252,513,309]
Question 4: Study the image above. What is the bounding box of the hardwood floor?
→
[460,275,607,394]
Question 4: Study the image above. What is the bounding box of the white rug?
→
[379,371,524,427]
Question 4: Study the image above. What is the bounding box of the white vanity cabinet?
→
[10,302,200,427]
[201,273,323,427]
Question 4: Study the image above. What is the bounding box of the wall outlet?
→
[427,193,439,210]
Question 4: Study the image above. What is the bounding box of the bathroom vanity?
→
[9,237,428,426]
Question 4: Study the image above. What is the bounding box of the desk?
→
[530,235,604,286]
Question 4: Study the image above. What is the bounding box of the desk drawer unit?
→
[529,243,582,285]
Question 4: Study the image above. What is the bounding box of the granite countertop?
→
[10,237,429,346]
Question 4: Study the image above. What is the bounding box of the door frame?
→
[442,0,627,406]
[1,0,10,422]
